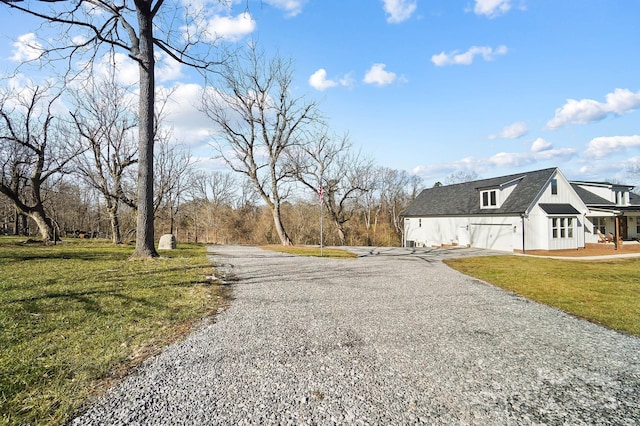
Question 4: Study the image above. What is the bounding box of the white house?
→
[402,167,640,252]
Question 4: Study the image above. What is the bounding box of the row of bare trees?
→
[0,0,425,249]
[1,35,425,248]
[0,76,420,246]
[0,162,422,247]
[1,0,231,258]
[0,74,194,243]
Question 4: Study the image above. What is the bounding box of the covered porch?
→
[587,209,640,246]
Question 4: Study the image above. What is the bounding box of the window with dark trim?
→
[481,190,497,208]
[551,179,558,195]
[552,217,573,239]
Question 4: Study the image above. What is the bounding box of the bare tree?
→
[626,163,640,193]
[0,85,79,241]
[445,170,478,185]
[0,193,15,235]
[202,45,321,245]
[45,179,110,238]
[1,0,226,257]
[70,67,138,244]
[153,136,195,236]
[378,167,423,241]
[234,176,261,210]
[190,170,237,207]
[188,170,236,243]
[355,165,382,245]
[289,131,373,245]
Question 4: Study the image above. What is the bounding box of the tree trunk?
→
[272,203,292,246]
[334,219,346,246]
[107,201,122,244]
[13,210,20,235]
[131,5,158,258]
[29,208,53,241]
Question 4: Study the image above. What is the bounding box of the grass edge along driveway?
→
[445,255,640,337]
[0,238,227,426]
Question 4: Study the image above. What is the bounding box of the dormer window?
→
[481,190,497,208]
[615,190,628,206]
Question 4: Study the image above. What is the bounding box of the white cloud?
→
[584,135,640,158]
[264,0,306,17]
[489,145,576,167]
[533,147,576,161]
[309,69,337,91]
[546,88,640,130]
[412,139,576,180]
[191,12,256,43]
[71,35,88,46]
[431,45,508,67]
[156,83,215,147]
[309,69,352,91]
[156,54,184,83]
[363,64,397,86]
[10,33,44,62]
[190,154,229,172]
[473,0,512,18]
[5,73,31,91]
[0,83,69,117]
[488,151,533,168]
[488,121,528,139]
[177,0,227,18]
[93,52,139,86]
[339,73,355,88]
[531,137,552,152]
[412,159,478,180]
[382,0,417,23]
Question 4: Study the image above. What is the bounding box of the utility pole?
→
[318,181,323,257]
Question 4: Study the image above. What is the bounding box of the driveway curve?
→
[73,245,640,425]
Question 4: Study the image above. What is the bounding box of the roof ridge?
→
[437,167,557,189]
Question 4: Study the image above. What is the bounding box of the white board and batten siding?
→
[404,215,522,251]
[403,169,590,252]
[526,170,588,250]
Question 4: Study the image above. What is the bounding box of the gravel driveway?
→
[73,245,640,425]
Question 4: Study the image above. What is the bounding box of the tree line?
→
[0,40,422,247]
[0,164,422,248]
[0,0,432,253]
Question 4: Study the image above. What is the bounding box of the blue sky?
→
[2,0,640,186]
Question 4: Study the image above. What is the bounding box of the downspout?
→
[521,213,526,254]
[583,213,586,249]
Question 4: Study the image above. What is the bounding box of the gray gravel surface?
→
[72,245,640,425]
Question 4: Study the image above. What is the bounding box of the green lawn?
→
[445,256,640,337]
[0,237,226,426]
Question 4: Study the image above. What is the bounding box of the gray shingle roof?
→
[539,203,580,215]
[569,184,613,206]
[402,167,557,217]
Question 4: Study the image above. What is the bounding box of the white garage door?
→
[469,223,514,251]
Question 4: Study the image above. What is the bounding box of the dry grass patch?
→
[260,245,357,259]
[445,255,640,337]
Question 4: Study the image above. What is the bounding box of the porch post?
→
[614,216,619,250]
